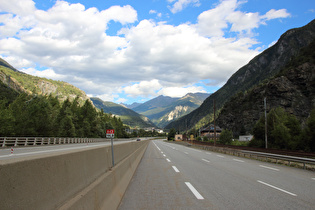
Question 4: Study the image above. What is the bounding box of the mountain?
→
[216,38,315,135]
[165,19,315,131]
[132,95,179,113]
[0,58,19,72]
[0,59,91,105]
[121,102,142,109]
[90,97,156,128]
[131,93,210,128]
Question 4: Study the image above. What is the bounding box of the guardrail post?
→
[1,138,4,147]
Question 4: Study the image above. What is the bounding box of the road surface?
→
[119,140,315,210]
[0,139,136,161]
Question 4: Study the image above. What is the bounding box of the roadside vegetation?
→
[169,107,315,152]
[0,93,165,138]
[250,107,315,152]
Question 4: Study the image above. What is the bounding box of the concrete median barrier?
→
[0,140,149,210]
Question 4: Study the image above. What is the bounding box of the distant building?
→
[200,124,222,139]
[239,135,253,141]
[175,134,187,141]
[156,129,164,133]
[144,127,156,132]
[175,134,183,141]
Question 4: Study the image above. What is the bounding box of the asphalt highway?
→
[0,139,136,161]
[118,140,315,210]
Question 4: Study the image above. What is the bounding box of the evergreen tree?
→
[0,100,14,136]
[219,129,233,145]
[9,93,30,136]
[168,128,176,141]
[59,113,76,137]
[26,96,53,136]
[302,107,315,152]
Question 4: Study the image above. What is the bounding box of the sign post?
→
[106,129,115,167]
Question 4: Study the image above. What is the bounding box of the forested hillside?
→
[0,59,129,138]
[0,61,90,105]
[0,92,128,138]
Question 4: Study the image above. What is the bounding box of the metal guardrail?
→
[0,137,148,148]
[188,143,315,170]
[0,137,101,147]
[240,150,315,169]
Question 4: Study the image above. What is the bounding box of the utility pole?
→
[264,97,268,149]
[213,99,216,146]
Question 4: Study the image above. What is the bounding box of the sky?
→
[0,0,314,104]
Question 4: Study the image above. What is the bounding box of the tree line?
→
[168,106,315,152]
[250,107,315,152]
[0,93,129,138]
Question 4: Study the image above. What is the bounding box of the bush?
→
[219,129,233,145]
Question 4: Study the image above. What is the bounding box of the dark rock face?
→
[216,58,315,135]
[166,19,315,132]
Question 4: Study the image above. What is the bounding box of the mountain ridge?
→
[0,61,91,106]
[90,97,156,129]
[165,19,315,131]
[216,38,315,135]
[131,93,210,128]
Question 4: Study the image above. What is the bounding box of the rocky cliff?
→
[216,38,315,135]
[165,19,315,131]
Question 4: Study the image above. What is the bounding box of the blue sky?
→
[0,0,314,104]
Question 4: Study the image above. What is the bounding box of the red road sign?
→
[106,129,115,138]
[106,129,115,134]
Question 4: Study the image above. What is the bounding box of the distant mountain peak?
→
[129,92,210,128]
[91,97,156,128]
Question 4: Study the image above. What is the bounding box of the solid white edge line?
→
[233,159,245,163]
[257,180,297,196]
[172,166,180,173]
[259,165,280,171]
[185,182,204,200]
[202,159,210,163]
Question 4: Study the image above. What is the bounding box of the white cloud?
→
[95,93,119,102]
[20,67,67,81]
[168,0,200,14]
[158,86,206,98]
[262,9,291,21]
[149,10,157,14]
[0,0,35,16]
[0,0,291,103]
[123,79,162,98]
[196,0,239,37]
[196,0,290,37]
[0,55,33,69]
[149,9,162,18]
